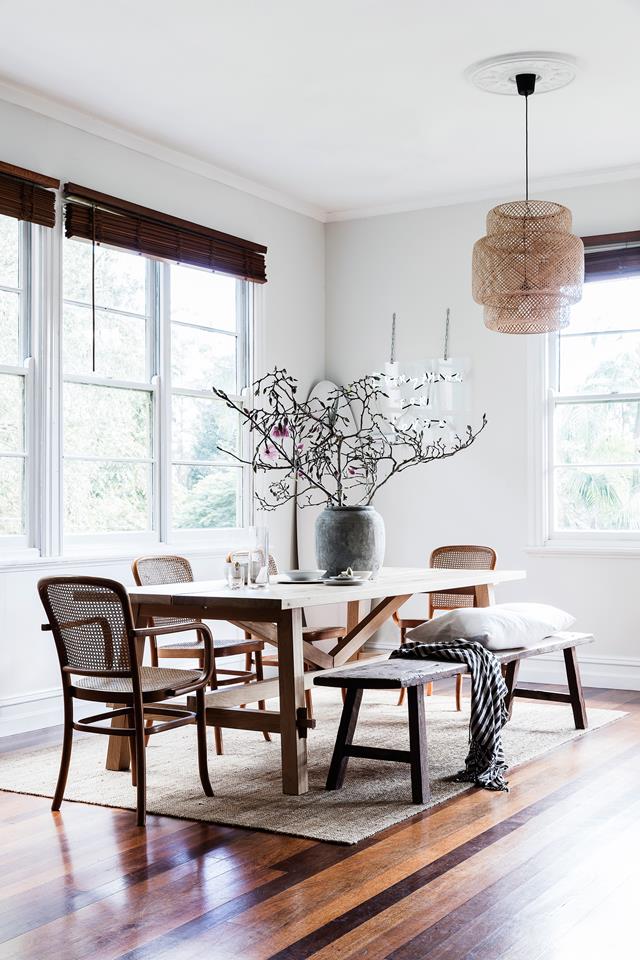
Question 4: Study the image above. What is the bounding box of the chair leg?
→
[133,699,147,827]
[238,652,253,710]
[254,649,271,743]
[195,688,214,796]
[455,673,463,711]
[407,686,430,803]
[326,687,363,790]
[130,730,138,787]
[397,628,407,707]
[208,655,224,754]
[150,638,159,667]
[426,682,433,697]
[305,687,314,721]
[144,717,153,749]
[52,693,74,812]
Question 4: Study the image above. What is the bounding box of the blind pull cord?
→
[91,203,96,374]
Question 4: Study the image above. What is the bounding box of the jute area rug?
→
[0,689,624,844]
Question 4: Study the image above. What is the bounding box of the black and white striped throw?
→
[391,637,510,791]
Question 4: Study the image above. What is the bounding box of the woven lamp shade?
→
[472,200,584,334]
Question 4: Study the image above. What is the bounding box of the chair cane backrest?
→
[132,555,195,587]
[38,577,136,678]
[428,544,497,617]
[132,555,197,628]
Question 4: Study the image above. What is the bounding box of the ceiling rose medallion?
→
[469,54,584,334]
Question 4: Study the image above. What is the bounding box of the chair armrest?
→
[133,622,202,639]
[397,618,427,631]
[133,622,214,687]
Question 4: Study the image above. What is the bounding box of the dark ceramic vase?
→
[315,505,385,578]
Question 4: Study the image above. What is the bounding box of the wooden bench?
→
[314,631,593,804]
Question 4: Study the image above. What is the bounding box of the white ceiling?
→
[1,0,639,220]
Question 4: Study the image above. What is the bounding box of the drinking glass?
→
[247,526,270,588]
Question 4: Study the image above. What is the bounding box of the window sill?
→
[0,536,248,573]
[526,542,640,559]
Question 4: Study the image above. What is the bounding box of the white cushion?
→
[405,602,576,652]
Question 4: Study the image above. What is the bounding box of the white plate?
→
[282,569,326,582]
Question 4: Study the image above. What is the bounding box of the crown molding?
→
[0,80,327,223]
[325,162,640,223]
[1,78,639,227]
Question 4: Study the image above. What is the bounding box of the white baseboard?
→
[518,654,640,691]
[367,641,640,692]
[0,654,252,738]
[0,687,64,736]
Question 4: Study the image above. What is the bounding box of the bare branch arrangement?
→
[212,369,487,511]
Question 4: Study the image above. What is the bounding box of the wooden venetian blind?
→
[582,230,640,282]
[63,183,267,283]
[0,161,59,228]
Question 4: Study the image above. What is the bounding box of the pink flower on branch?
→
[262,441,278,462]
[271,421,291,440]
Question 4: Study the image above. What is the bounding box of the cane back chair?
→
[132,554,271,755]
[394,545,497,709]
[38,576,214,827]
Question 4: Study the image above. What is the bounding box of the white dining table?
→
[117,565,525,796]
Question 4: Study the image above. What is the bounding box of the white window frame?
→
[0,210,258,563]
[160,264,254,545]
[0,218,34,552]
[528,279,640,557]
[61,253,158,551]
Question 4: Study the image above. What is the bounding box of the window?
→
[0,214,29,540]
[60,241,251,543]
[549,268,640,538]
[62,239,155,538]
[169,265,247,532]
[0,176,263,557]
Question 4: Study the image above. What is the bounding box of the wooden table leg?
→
[407,686,430,803]
[277,607,308,795]
[326,687,363,790]
[346,600,365,635]
[105,621,145,772]
[564,646,588,730]
[105,709,131,772]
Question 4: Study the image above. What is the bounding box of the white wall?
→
[3,94,640,736]
[326,177,640,688]
[0,98,325,734]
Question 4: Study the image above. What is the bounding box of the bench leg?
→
[455,674,463,712]
[407,686,430,804]
[503,660,521,719]
[326,688,363,790]
[564,646,588,730]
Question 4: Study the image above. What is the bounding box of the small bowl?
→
[284,569,327,582]
[332,570,372,581]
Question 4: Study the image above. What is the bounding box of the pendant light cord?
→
[525,92,529,205]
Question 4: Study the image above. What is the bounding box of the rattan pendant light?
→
[472,73,584,334]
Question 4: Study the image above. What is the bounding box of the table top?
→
[128,566,525,611]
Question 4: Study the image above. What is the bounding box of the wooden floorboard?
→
[0,683,636,960]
